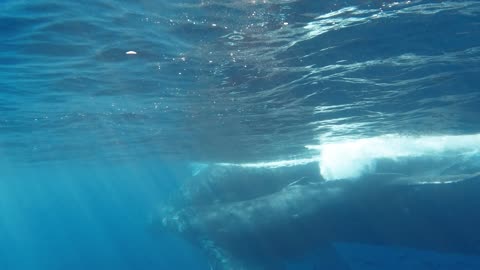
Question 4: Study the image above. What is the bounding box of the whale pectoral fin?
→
[201,239,239,270]
[201,239,286,270]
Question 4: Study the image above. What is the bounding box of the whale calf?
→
[175,162,322,207]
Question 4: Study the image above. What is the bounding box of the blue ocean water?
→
[1,0,480,269]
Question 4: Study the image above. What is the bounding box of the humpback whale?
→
[151,163,480,269]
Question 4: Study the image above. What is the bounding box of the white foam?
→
[306,134,480,181]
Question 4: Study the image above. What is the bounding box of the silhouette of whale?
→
[151,164,480,269]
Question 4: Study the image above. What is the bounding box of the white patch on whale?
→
[307,134,480,181]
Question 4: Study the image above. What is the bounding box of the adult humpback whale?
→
[151,163,480,269]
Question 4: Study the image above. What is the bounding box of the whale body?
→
[151,164,480,269]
